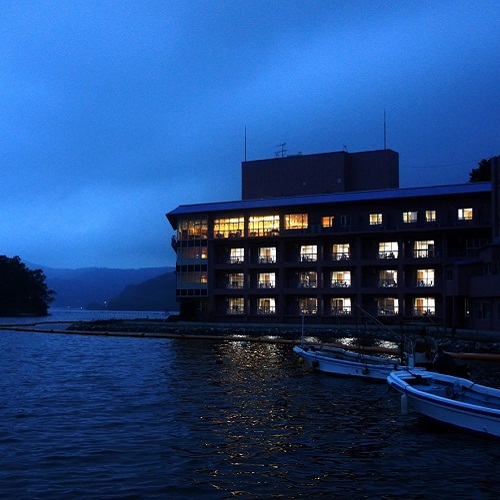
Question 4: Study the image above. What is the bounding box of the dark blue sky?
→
[1,1,498,269]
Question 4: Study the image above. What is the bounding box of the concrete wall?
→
[241,149,399,200]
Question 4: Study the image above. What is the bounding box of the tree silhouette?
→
[469,158,492,182]
[0,256,55,316]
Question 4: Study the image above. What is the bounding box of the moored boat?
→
[387,370,500,436]
[293,344,413,381]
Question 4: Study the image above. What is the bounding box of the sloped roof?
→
[166,182,491,228]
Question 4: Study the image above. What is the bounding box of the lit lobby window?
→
[285,213,308,230]
[248,215,280,237]
[214,216,244,238]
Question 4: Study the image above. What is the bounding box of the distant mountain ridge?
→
[24,262,177,311]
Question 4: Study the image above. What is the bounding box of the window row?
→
[222,269,435,289]
[226,297,436,316]
[177,207,474,240]
[227,240,435,264]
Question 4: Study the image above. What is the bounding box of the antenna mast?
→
[275,142,287,158]
[384,109,387,150]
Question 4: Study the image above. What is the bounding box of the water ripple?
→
[0,329,499,498]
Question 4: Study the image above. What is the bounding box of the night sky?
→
[1,1,498,269]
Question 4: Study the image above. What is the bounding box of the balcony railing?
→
[258,282,275,289]
[378,251,397,259]
[378,307,399,315]
[378,280,397,287]
[298,281,317,288]
[332,252,350,261]
[331,280,350,288]
[258,256,276,264]
[417,280,434,287]
[258,306,276,314]
[413,249,435,258]
[331,306,351,315]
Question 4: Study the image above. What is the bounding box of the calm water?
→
[1,311,499,498]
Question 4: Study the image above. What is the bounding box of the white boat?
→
[387,370,500,436]
[293,344,412,381]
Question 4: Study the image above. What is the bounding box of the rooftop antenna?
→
[275,142,287,158]
[384,109,387,150]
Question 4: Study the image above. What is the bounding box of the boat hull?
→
[294,345,402,381]
[388,371,500,437]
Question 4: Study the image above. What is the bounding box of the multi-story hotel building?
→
[167,150,500,332]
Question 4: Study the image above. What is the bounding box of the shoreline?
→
[1,318,499,360]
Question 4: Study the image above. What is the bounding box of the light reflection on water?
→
[0,312,498,498]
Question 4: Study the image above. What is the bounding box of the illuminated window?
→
[178,247,207,262]
[228,298,244,314]
[331,271,351,287]
[379,270,397,287]
[414,240,434,258]
[331,298,351,315]
[458,208,473,221]
[333,243,350,260]
[178,218,208,240]
[414,297,435,316]
[300,245,317,262]
[322,216,334,228]
[300,297,317,314]
[299,271,317,288]
[378,297,399,315]
[258,272,275,289]
[258,298,276,314]
[248,215,280,237]
[177,270,208,289]
[259,247,276,263]
[403,211,418,223]
[285,213,308,230]
[425,210,436,222]
[230,248,244,264]
[214,217,244,239]
[417,269,434,287]
[379,241,398,259]
[228,273,244,289]
[370,213,383,225]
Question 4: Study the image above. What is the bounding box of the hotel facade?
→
[167,150,500,332]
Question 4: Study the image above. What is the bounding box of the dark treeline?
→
[0,255,54,316]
